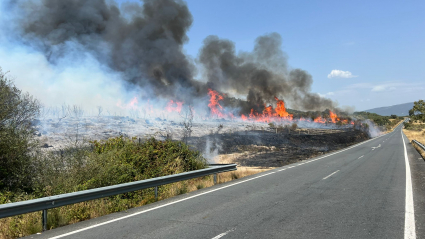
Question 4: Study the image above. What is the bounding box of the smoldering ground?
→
[2,0,340,114]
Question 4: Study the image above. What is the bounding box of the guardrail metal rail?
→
[0,164,237,231]
[412,139,425,152]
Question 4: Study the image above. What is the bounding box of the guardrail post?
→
[213,173,217,185]
[155,186,158,200]
[42,209,47,231]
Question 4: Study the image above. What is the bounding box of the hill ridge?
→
[363,102,413,116]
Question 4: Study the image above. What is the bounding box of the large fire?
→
[117,88,353,125]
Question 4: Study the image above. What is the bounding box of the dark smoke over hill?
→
[200,34,336,114]
[7,0,338,113]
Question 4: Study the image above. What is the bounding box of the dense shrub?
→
[404,122,425,131]
[353,111,393,126]
[33,136,207,196]
[0,68,40,191]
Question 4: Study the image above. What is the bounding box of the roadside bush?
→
[0,68,40,191]
[33,136,208,196]
[404,123,425,131]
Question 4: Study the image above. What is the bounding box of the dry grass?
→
[386,119,404,133]
[403,127,425,159]
[0,166,269,239]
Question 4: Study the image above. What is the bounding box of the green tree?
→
[409,100,425,123]
[0,68,40,191]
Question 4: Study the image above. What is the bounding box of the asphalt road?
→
[28,123,425,239]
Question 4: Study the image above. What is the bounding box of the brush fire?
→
[33,86,373,168]
[5,0,379,168]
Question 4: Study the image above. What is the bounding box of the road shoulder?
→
[404,132,425,238]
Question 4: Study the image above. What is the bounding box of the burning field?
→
[4,0,377,167]
[34,88,370,168]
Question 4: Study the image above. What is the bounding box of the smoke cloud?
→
[199,33,337,113]
[2,0,338,114]
[10,0,203,101]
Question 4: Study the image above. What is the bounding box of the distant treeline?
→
[353,111,404,126]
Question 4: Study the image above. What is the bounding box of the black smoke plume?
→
[11,0,203,100]
[199,33,336,113]
[8,0,337,113]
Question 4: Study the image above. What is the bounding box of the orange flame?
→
[274,97,291,118]
[115,91,351,127]
[329,110,339,123]
[207,89,225,118]
[117,96,139,110]
[165,100,183,113]
[246,97,293,122]
[314,116,326,123]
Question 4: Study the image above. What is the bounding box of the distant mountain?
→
[363,102,414,116]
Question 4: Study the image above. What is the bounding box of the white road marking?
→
[48,126,394,239]
[211,228,235,239]
[372,144,381,150]
[358,155,364,159]
[401,130,416,239]
[322,170,340,180]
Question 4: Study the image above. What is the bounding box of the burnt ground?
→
[187,128,370,167]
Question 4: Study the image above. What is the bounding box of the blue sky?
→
[180,0,425,110]
[1,0,424,112]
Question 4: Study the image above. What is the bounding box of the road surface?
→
[28,123,425,239]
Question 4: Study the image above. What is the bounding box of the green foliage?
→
[0,68,40,191]
[353,111,391,126]
[33,136,207,196]
[409,100,425,123]
[404,122,425,131]
[196,183,205,190]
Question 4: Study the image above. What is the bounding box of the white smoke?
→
[0,39,147,115]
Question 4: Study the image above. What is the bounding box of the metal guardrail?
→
[412,139,425,151]
[0,164,237,231]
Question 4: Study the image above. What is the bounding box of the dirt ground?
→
[188,128,370,167]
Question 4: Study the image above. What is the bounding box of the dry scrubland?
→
[403,121,425,159]
[388,119,404,132]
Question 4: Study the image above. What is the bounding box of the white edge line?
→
[49,126,396,239]
[401,129,416,239]
[211,228,235,239]
[322,170,340,180]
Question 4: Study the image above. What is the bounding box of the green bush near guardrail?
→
[1,136,208,238]
[29,136,208,199]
